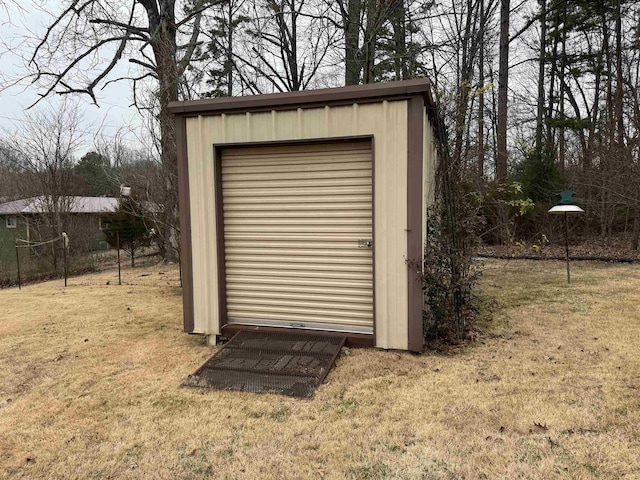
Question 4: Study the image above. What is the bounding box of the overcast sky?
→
[0,2,145,156]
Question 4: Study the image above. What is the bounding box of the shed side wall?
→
[422,110,436,258]
[186,100,409,350]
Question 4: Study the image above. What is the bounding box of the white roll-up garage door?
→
[221,141,373,334]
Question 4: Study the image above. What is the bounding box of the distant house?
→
[0,196,119,256]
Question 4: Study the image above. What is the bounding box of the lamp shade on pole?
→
[548,204,584,213]
[548,191,584,214]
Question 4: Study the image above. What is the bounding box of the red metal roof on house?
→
[0,196,119,215]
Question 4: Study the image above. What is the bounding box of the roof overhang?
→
[168,78,434,116]
[167,78,443,144]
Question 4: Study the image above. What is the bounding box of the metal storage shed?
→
[168,78,441,352]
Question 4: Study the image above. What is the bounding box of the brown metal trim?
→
[212,135,374,150]
[213,146,228,334]
[170,96,415,120]
[168,78,432,117]
[406,95,425,352]
[370,135,377,347]
[221,324,374,349]
[215,136,376,339]
[176,116,195,333]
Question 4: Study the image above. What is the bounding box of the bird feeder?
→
[548,191,584,283]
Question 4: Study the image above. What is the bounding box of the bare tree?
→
[234,0,337,93]
[15,0,225,262]
[1,100,86,267]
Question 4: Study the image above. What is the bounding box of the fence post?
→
[62,232,68,287]
[117,230,121,285]
[15,243,21,290]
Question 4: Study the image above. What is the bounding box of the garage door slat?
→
[225,248,371,257]
[226,275,372,289]
[226,269,372,281]
[224,195,371,205]
[223,187,371,197]
[227,312,373,327]
[227,291,373,303]
[223,167,371,181]
[225,296,373,312]
[228,306,372,320]
[226,262,372,273]
[226,285,373,299]
[225,241,367,250]
[223,225,372,234]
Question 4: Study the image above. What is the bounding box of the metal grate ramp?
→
[182,331,345,398]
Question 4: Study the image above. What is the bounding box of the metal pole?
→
[117,230,121,285]
[15,243,21,290]
[63,237,67,287]
[565,211,570,284]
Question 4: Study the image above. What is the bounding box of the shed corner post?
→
[176,114,195,333]
[407,95,425,353]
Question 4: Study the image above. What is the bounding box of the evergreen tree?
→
[100,199,152,267]
[74,152,117,197]
[204,1,250,97]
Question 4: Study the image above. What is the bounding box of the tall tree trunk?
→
[602,12,613,241]
[477,0,485,179]
[362,0,379,83]
[535,0,547,161]
[496,0,510,180]
[344,0,363,85]
[615,0,624,144]
[545,3,560,159]
[558,2,567,173]
[390,0,407,80]
[153,16,180,263]
[453,0,478,168]
[289,0,300,90]
[227,1,233,96]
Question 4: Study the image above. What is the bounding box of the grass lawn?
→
[1,260,639,479]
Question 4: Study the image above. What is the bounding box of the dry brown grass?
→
[1,260,639,479]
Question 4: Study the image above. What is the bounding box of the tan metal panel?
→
[187,101,410,347]
[222,141,373,332]
[186,116,219,334]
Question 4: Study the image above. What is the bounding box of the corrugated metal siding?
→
[186,101,410,349]
[221,142,374,333]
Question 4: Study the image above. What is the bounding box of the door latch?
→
[358,239,373,248]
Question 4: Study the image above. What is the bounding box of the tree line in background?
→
[3,0,636,249]
[2,0,640,339]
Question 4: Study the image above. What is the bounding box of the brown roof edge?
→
[168,78,433,116]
